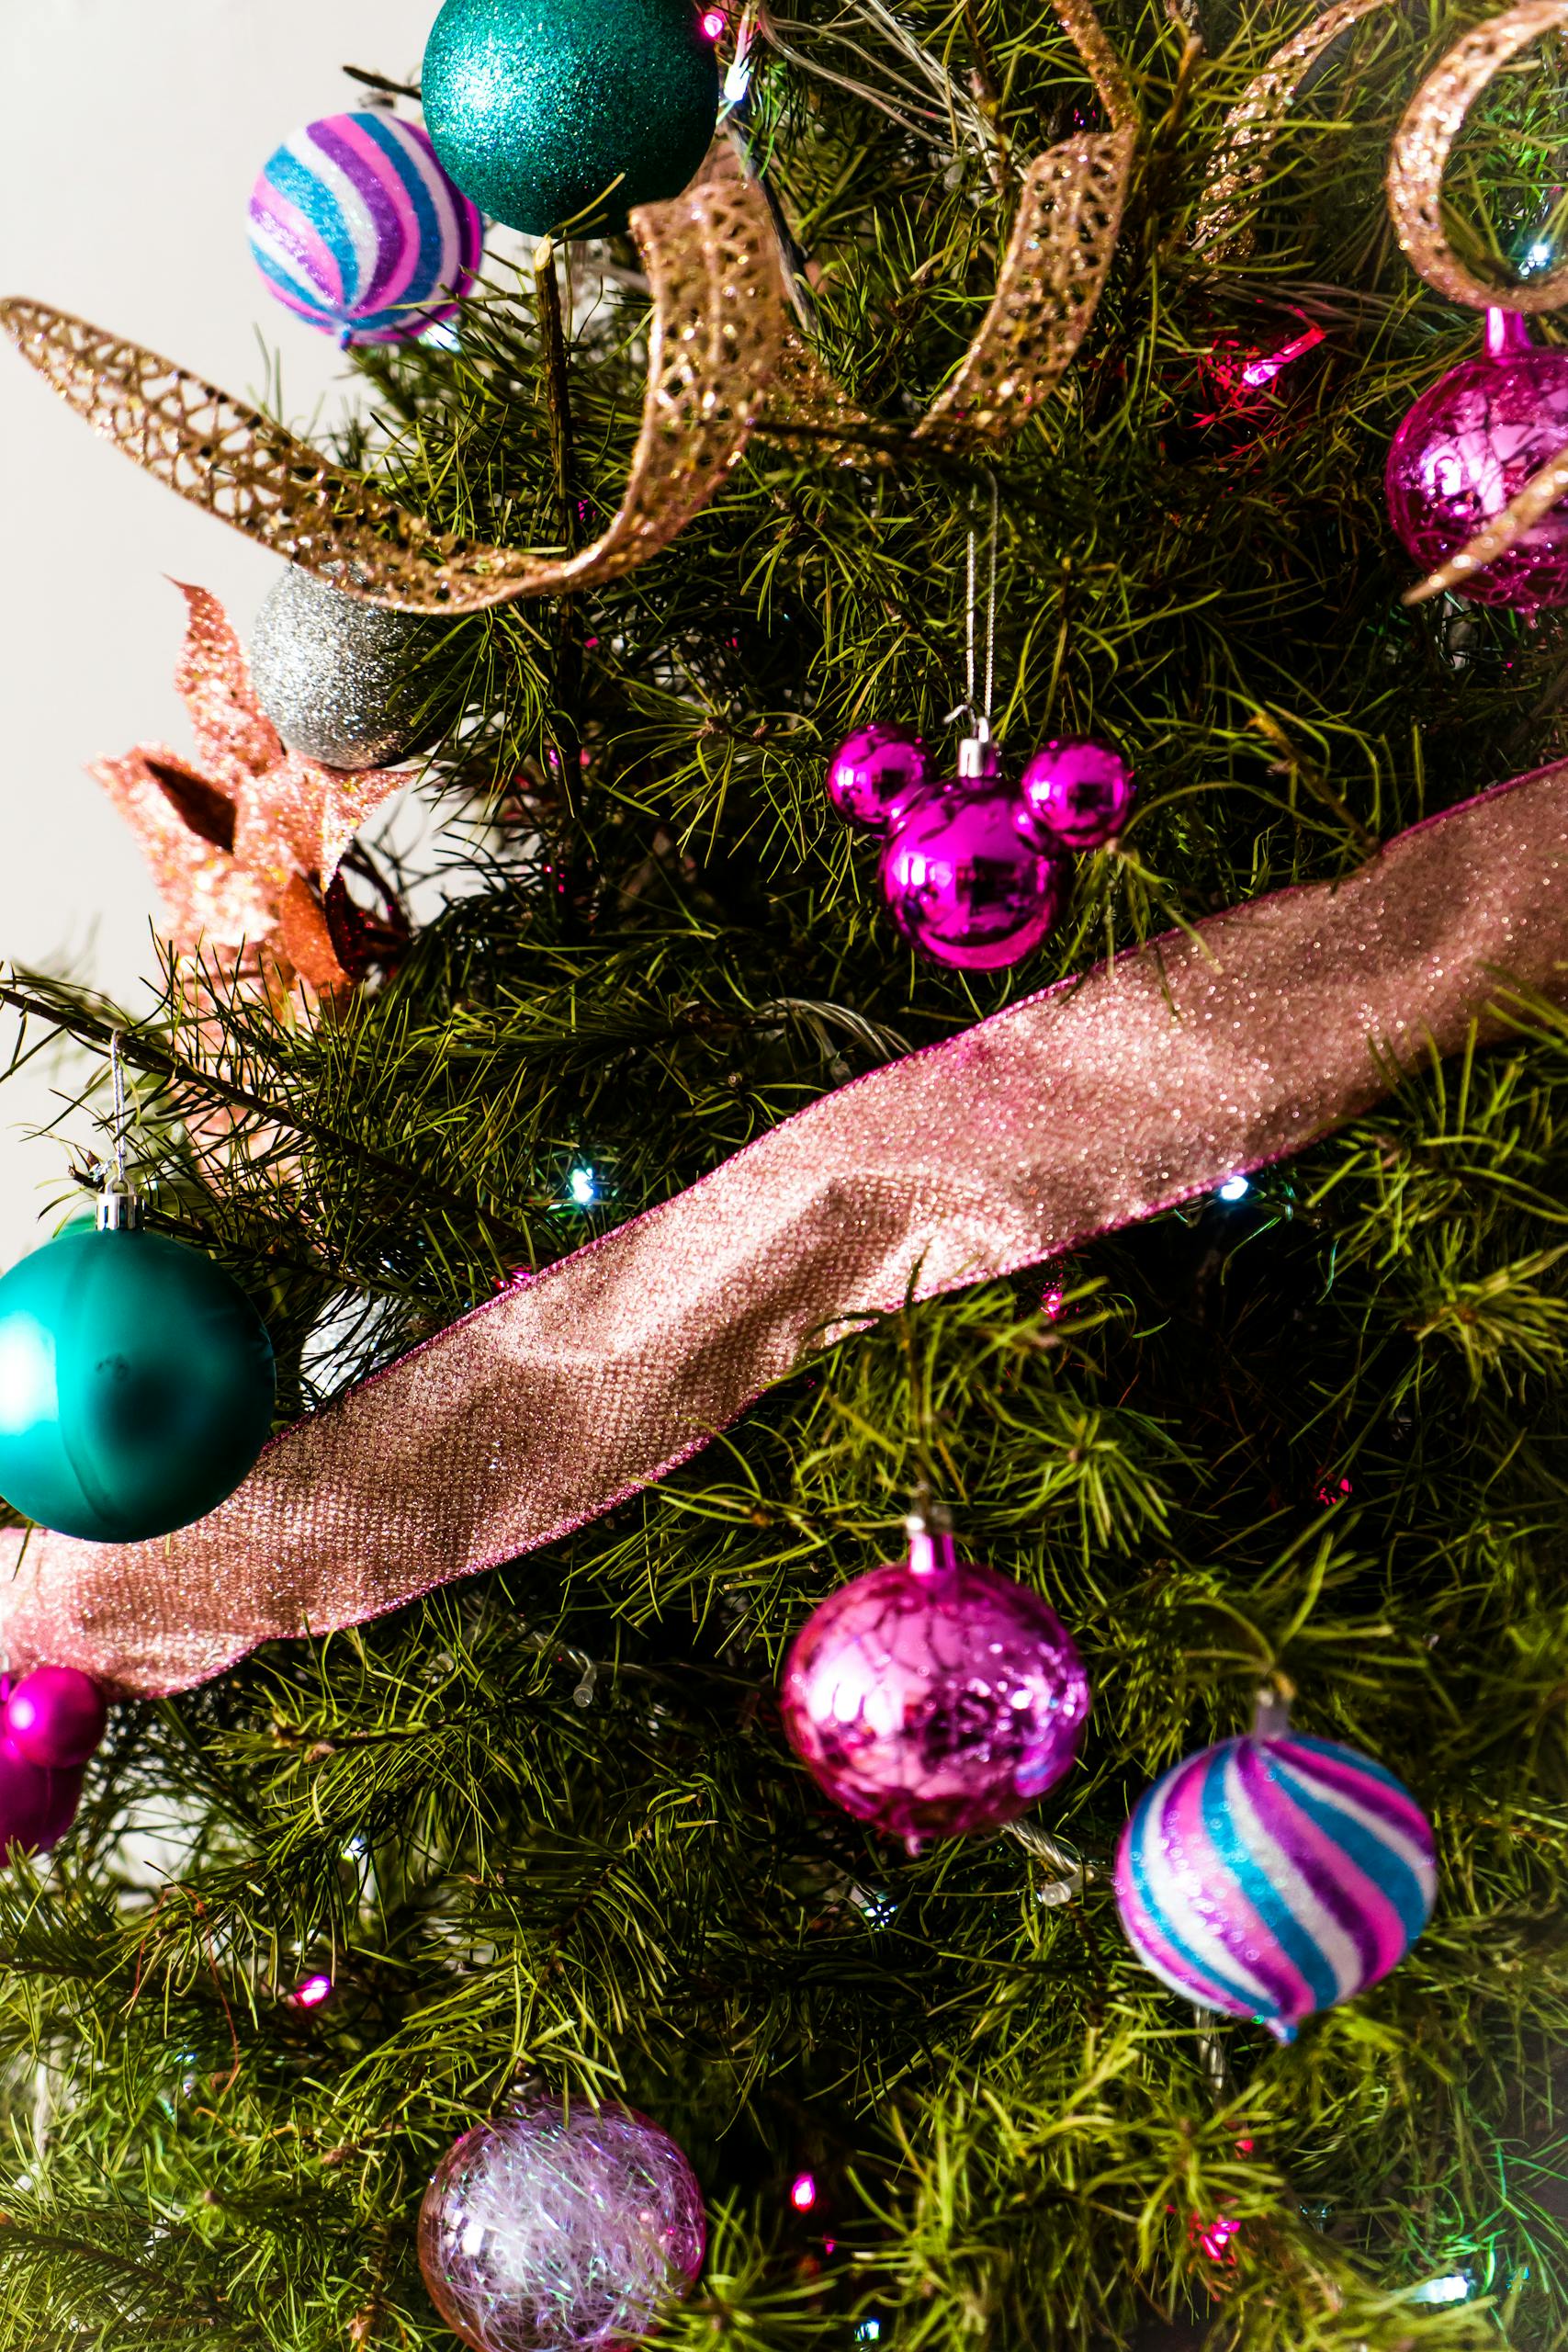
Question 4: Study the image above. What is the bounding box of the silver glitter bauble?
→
[248,566,453,770]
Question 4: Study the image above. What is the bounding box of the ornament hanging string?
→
[949,475,1000,736]
[108,1030,128,1195]
[973,476,999,735]
[2,760,1567,1698]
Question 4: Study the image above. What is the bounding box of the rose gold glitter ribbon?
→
[3,762,1567,1699]
[1386,0,1568,603]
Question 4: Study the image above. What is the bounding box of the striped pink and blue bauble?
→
[1115,1732,1436,2040]
[249,112,483,346]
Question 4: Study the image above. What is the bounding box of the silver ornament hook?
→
[1251,1681,1293,1739]
[97,1029,141,1231]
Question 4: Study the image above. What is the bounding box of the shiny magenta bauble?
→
[779,1525,1090,1847]
[879,784,1068,969]
[3,1667,107,1770]
[825,723,931,832]
[418,2089,705,2352]
[1385,313,1568,610]
[1018,738,1134,852]
[0,1685,84,1859]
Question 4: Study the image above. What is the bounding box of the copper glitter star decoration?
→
[94,582,411,998]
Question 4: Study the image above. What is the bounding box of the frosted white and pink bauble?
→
[418,2090,705,2352]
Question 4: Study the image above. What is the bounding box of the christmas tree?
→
[2,1,1568,2346]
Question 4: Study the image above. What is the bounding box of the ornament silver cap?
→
[905,1498,957,1578]
[96,1181,141,1233]
[956,724,1001,782]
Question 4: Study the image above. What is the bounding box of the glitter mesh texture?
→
[909,128,1134,447]
[779,1548,1090,1841]
[0,144,784,615]
[422,0,721,237]
[1387,0,1568,317]
[417,2097,705,2352]
[1192,0,1393,259]
[248,567,453,768]
[770,124,1134,456]
[1386,345,1568,611]
[0,763,1566,1698]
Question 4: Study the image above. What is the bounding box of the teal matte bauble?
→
[422,0,719,236]
[0,1227,276,1544]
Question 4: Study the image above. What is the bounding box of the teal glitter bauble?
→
[0,1227,276,1544]
[423,0,720,236]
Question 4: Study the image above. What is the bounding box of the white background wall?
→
[0,0,441,1261]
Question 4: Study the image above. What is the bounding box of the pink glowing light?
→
[701,7,727,35]
[1041,1283,1066,1319]
[1314,1475,1353,1507]
[291,1973,333,2008]
[1196,2212,1242,2263]
[790,2172,818,2211]
[1238,321,1325,390]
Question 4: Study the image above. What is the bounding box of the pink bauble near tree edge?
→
[4,1666,107,1770]
[880,783,1069,970]
[779,1522,1091,1849]
[1385,310,1568,612]
[1018,738,1134,853]
[418,2088,705,2352]
[825,722,931,833]
[0,1681,85,1859]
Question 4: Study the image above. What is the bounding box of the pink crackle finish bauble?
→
[779,1523,1090,1848]
[0,1680,84,1859]
[418,2089,706,2352]
[824,722,931,832]
[1018,739,1134,853]
[1385,310,1568,611]
[879,782,1068,970]
[3,1666,107,1770]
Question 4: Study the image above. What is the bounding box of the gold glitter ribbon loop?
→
[0,146,785,613]
[911,127,1136,446]
[1385,0,1568,602]
[901,0,1134,442]
[1387,0,1568,314]
[2,763,1566,1698]
[1193,0,1395,258]
[1049,0,1138,133]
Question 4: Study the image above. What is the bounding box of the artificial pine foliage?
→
[4,1,1568,2345]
